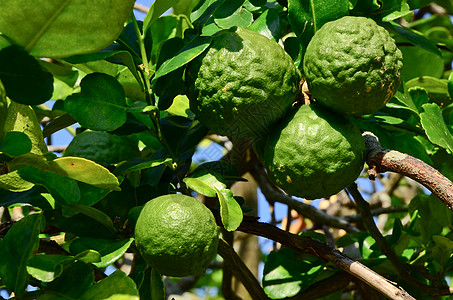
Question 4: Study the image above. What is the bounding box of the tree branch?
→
[250,165,360,233]
[238,218,415,300]
[217,238,270,300]
[363,131,453,211]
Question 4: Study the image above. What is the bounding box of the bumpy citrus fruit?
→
[186,27,301,139]
[303,16,403,116]
[135,194,219,277]
[263,104,365,199]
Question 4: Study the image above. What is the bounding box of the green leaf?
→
[5,98,48,155]
[287,0,349,52]
[0,213,44,297]
[432,235,453,268]
[248,8,282,41]
[406,76,451,106]
[191,0,226,25]
[115,157,173,175]
[408,87,430,112]
[79,270,139,300]
[0,45,53,105]
[184,170,227,197]
[74,250,102,264]
[392,82,419,115]
[448,72,453,99]
[18,166,81,205]
[263,248,323,298]
[0,170,34,192]
[68,203,117,235]
[65,73,127,131]
[214,5,253,29]
[391,21,443,57]
[67,237,134,268]
[64,131,140,165]
[0,131,32,156]
[45,261,94,299]
[49,157,120,190]
[382,10,414,22]
[399,46,444,80]
[65,51,143,90]
[0,0,135,58]
[27,254,69,282]
[43,113,77,138]
[150,269,165,300]
[143,0,181,34]
[216,188,243,231]
[420,103,453,152]
[0,80,7,140]
[152,35,212,84]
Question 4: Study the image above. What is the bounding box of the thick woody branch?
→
[250,165,360,233]
[217,238,270,300]
[363,131,453,211]
[238,218,414,300]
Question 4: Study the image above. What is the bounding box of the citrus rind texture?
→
[264,104,365,199]
[303,16,403,116]
[186,27,301,139]
[135,194,219,277]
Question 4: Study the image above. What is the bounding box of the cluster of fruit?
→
[134,16,403,278]
[187,16,403,199]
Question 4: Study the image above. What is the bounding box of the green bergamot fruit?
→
[263,104,365,199]
[303,16,403,116]
[185,27,301,139]
[135,194,219,277]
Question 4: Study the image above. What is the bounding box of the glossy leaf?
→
[4,99,48,155]
[184,170,227,197]
[18,166,81,205]
[263,248,323,299]
[448,72,453,99]
[143,0,181,34]
[0,81,6,140]
[74,250,102,264]
[65,50,143,90]
[0,171,34,192]
[288,0,349,52]
[406,76,451,106]
[49,157,120,190]
[0,0,135,58]
[391,21,443,57]
[400,46,444,80]
[0,213,43,297]
[115,157,173,175]
[214,5,253,29]
[45,261,94,299]
[152,35,212,83]
[79,270,139,300]
[68,203,117,235]
[64,131,140,165]
[216,187,243,231]
[151,269,165,300]
[27,254,69,282]
[420,103,453,152]
[65,73,127,131]
[0,45,53,105]
[67,237,134,268]
[248,8,282,41]
[0,131,32,156]
[191,0,226,26]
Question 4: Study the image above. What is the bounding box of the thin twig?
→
[250,165,360,233]
[217,238,270,300]
[134,3,149,13]
[344,206,408,222]
[347,183,451,297]
[363,131,453,211]
[238,217,415,300]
